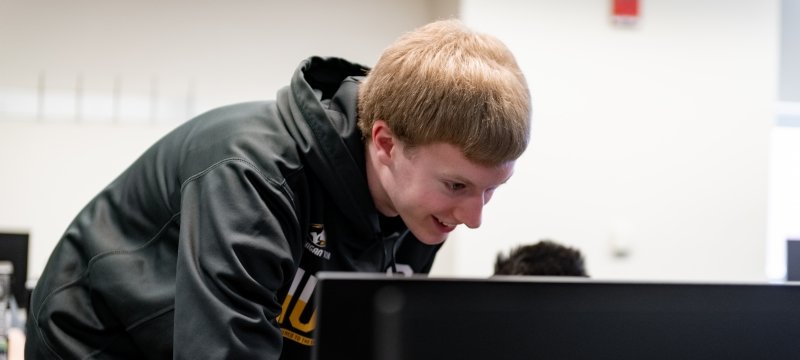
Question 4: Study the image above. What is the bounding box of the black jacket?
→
[26,57,441,360]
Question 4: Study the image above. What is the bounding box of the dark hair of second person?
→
[494,240,588,277]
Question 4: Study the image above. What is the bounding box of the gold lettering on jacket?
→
[277,268,317,345]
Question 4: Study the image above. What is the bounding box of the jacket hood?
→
[276,57,380,242]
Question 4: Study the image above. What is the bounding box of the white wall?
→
[766,0,800,279]
[0,0,450,280]
[429,0,778,281]
[780,0,800,102]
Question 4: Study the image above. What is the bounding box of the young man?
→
[26,19,531,359]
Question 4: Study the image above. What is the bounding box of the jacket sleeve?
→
[173,159,300,359]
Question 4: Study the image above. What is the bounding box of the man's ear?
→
[371,120,395,165]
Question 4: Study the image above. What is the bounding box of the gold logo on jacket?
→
[309,223,326,247]
[277,267,317,346]
[305,224,331,260]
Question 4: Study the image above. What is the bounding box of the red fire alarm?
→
[611,0,639,27]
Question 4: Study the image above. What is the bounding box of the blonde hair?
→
[358,19,531,166]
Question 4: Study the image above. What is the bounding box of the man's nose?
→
[454,194,485,229]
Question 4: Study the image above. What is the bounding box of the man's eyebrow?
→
[442,173,474,187]
[445,173,512,188]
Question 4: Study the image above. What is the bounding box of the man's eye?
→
[446,182,466,192]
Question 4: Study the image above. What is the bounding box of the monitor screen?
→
[313,273,800,360]
[0,232,29,307]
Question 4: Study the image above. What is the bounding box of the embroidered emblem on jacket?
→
[309,223,326,247]
[305,224,331,260]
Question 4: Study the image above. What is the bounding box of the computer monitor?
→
[0,232,29,307]
[313,273,800,360]
[788,239,800,281]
